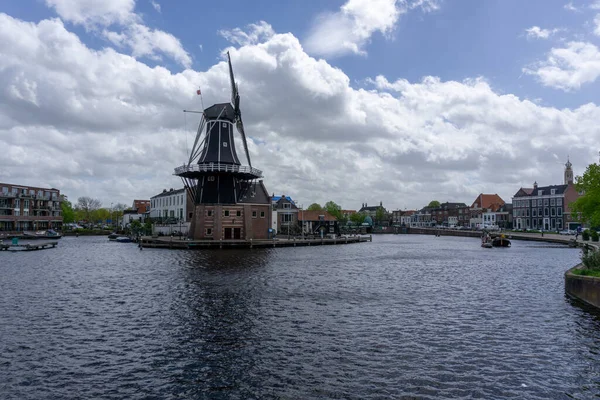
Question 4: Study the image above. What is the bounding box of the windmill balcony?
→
[174,163,263,179]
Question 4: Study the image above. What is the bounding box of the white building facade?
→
[150,188,190,221]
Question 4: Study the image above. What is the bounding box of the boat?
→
[491,236,511,247]
[11,230,62,240]
[115,236,132,243]
[108,232,119,240]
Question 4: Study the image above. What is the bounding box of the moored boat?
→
[491,236,511,247]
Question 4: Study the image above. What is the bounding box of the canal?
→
[1,235,599,399]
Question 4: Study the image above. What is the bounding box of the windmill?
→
[174,52,270,240]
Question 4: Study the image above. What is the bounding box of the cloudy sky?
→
[1,0,600,211]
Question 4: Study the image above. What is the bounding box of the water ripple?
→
[0,235,599,399]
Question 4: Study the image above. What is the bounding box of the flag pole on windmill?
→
[196,87,205,111]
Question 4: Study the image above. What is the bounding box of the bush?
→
[582,230,590,241]
[591,230,599,242]
[582,249,600,270]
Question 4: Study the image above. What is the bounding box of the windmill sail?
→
[227,51,253,168]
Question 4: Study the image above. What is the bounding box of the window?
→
[224,210,230,217]
[207,210,213,217]
[557,207,562,216]
[544,208,549,217]
[283,203,291,209]
[14,210,19,216]
[526,209,529,217]
[208,176,215,182]
[24,200,29,209]
[551,189,556,195]
[222,123,227,128]
[551,208,555,217]
[544,199,548,206]
[236,210,241,217]
[206,228,212,235]
[260,211,265,218]
[537,199,542,206]
[282,213,292,222]
[223,142,228,147]
[170,210,174,217]
[550,198,555,206]
[532,209,537,217]
[538,190,543,196]
[557,219,562,229]
[533,219,537,228]
[252,211,257,218]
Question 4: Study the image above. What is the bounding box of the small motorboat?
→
[481,241,493,248]
[492,236,511,247]
[115,236,132,243]
[108,232,119,240]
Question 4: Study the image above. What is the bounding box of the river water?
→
[1,235,599,399]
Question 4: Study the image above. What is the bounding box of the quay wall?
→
[565,243,600,309]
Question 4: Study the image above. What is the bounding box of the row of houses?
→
[388,159,582,230]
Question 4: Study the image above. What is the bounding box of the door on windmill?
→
[234,228,241,239]
[224,228,233,239]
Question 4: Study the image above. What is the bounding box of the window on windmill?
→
[223,142,228,147]
[208,176,215,182]
[252,211,257,218]
[222,123,227,128]
[236,210,241,217]
[207,210,213,217]
[225,210,230,217]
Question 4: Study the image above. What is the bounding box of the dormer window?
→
[538,190,543,196]
[550,189,556,195]
[283,203,291,209]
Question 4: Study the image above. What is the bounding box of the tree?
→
[324,201,342,220]
[375,206,386,223]
[307,203,323,211]
[76,196,102,222]
[571,163,600,227]
[427,200,441,208]
[350,212,367,225]
[92,208,110,223]
[61,198,75,223]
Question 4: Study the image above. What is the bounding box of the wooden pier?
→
[0,240,58,251]
[139,235,372,249]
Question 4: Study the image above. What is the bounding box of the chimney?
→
[162,189,166,193]
[533,181,538,189]
[380,201,382,207]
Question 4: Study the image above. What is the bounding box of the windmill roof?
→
[204,103,235,120]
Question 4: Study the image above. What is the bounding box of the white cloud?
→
[45,0,190,68]
[44,0,136,26]
[304,0,439,58]
[1,13,599,210]
[525,26,560,39]
[564,2,579,12]
[150,0,161,13]
[218,21,275,46]
[103,23,192,68]
[594,14,600,36]
[591,1,600,10]
[523,41,600,91]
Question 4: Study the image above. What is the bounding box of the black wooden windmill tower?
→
[175,52,271,240]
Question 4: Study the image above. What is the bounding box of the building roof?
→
[471,194,505,210]
[151,188,186,199]
[531,184,568,196]
[133,200,150,213]
[239,180,270,205]
[298,210,337,222]
[342,210,356,215]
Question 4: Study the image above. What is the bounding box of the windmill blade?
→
[236,115,253,168]
[227,51,238,108]
[187,113,206,165]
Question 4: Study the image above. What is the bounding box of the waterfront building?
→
[271,195,298,235]
[150,188,191,222]
[511,159,580,231]
[429,202,468,227]
[174,53,271,240]
[411,208,433,227]
[298,210,339,236]
[0,183,63,232]
[392,210,416,226]
[359,202,389,225]
[469,194,505,228]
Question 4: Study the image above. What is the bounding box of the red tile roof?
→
[298,210,337,221]
[471,194,505,210]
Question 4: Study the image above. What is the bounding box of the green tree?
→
[571,163,600,227]
[350,212,367,225]
[61,198,75,223]
[307,203,323,211]
[92,208,110,223]
[324,201,342,220]
[427,200,441,208]
[375,206,387,223]
[77,196,102,222]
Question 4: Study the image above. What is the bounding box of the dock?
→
[139,235,372,249]
[0,240,59,251]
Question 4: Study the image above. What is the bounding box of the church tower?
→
[564,157,573,184]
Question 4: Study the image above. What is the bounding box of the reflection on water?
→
[0,235,599,399]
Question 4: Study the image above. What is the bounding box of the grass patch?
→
[572,269,600,278]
